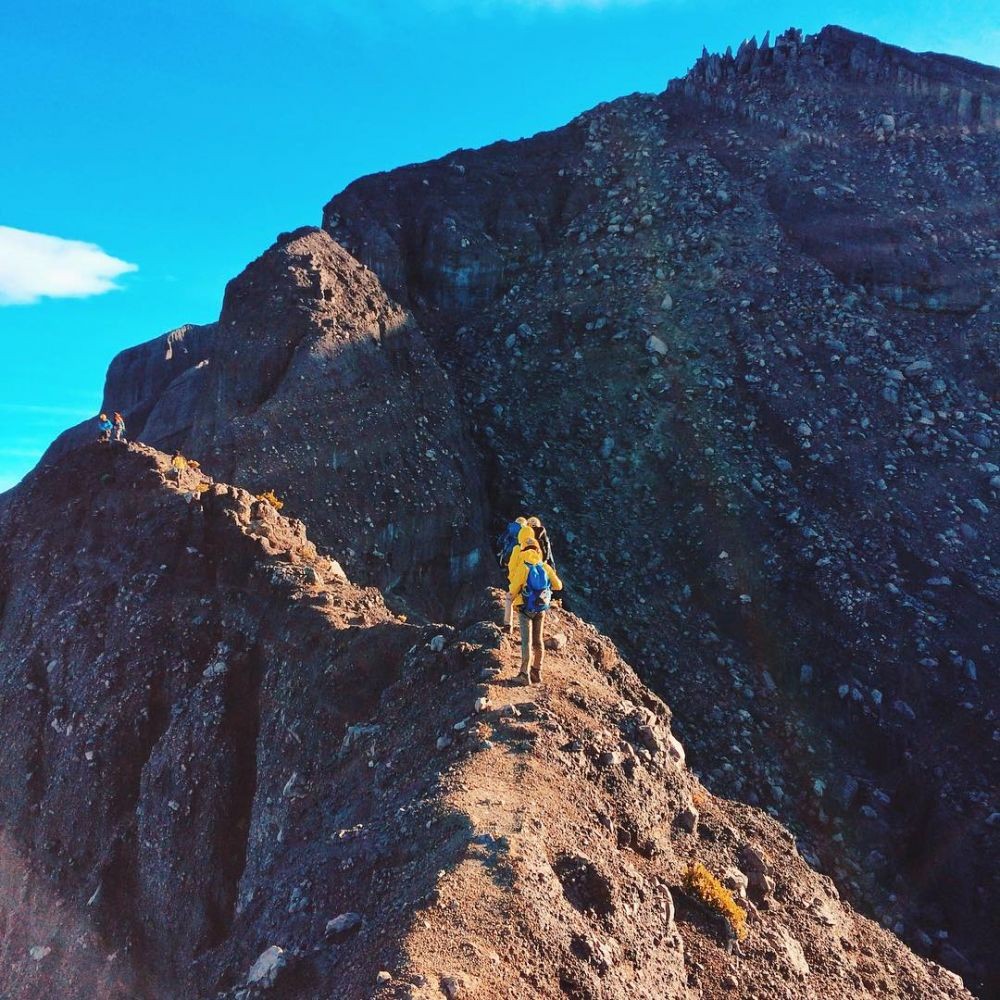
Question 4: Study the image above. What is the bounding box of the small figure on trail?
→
[526,516,555,569]
[503,518,536,636]
[170,451,188,480]
[508,538,562,685]
[112,412,126,443]
[96,413,113,442]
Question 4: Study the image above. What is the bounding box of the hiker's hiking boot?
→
[517,671,532,686]
[531,652,543,685]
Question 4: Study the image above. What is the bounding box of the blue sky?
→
[1,0,997,491]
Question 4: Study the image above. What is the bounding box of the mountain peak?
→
[671,23,1000,131]
[6,23,998,998]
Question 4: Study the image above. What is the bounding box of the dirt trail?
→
[365,604,969,1000]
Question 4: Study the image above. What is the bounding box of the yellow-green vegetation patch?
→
[684,861,747,941]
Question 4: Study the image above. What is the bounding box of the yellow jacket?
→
[509,547,563,610]
[506,523,536,585]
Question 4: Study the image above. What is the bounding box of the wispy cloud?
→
[0,226,137,306]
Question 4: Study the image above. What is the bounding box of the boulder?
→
[247,946,288,988]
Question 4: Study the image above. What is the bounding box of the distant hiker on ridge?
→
[509,537,562,686]
[112,412,127,443]
[96,413,113,442]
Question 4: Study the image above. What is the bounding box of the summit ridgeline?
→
[8,22,999,998]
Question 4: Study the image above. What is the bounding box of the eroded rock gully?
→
[16,22,999,997]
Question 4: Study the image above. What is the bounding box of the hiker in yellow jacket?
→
[509,538,562,685]
[503,520,535,635]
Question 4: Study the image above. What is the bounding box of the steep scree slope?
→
[0,443,974,999]
[321,25,1000,992]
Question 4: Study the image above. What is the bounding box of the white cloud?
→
[0,226,137,306]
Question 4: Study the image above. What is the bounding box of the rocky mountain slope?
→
[321,25,999,992]
[0,443,974,999]
[44,230,491,618]
[25,22,999,996]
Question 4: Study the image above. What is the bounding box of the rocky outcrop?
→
[0,444,407,997]
[668,26,1000,311]
[674,26,1000,131]
[43,230,492,616]
[323,130,595,313]
[43,323,215,462]
[0,444,974,998]
[327,27,1000,317]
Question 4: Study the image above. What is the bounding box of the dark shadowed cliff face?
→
[180,227,492,616]
[22,23,999,996]
[0,444,975,999]
[0,444,410,997]
[320,25,999,992]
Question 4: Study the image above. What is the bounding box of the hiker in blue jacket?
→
[96,413,113,442]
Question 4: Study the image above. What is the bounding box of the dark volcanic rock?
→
[24,22,1000,998]
[179,227,492,615]
[324,130,594,312]
[672,25,1000,312]
[320,26,999,994]
[44,322,215,461]
[45,229,492,616]
[0,444,411,997]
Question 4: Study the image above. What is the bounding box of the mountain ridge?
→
[11,22,1000,996]
[0,441,976,998]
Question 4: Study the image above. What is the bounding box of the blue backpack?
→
[496,521,522,567]
[522,562,553,615]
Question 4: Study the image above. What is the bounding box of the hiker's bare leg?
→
[503,593,514,633]
[531,612,545,683]
[518,611,532,683]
